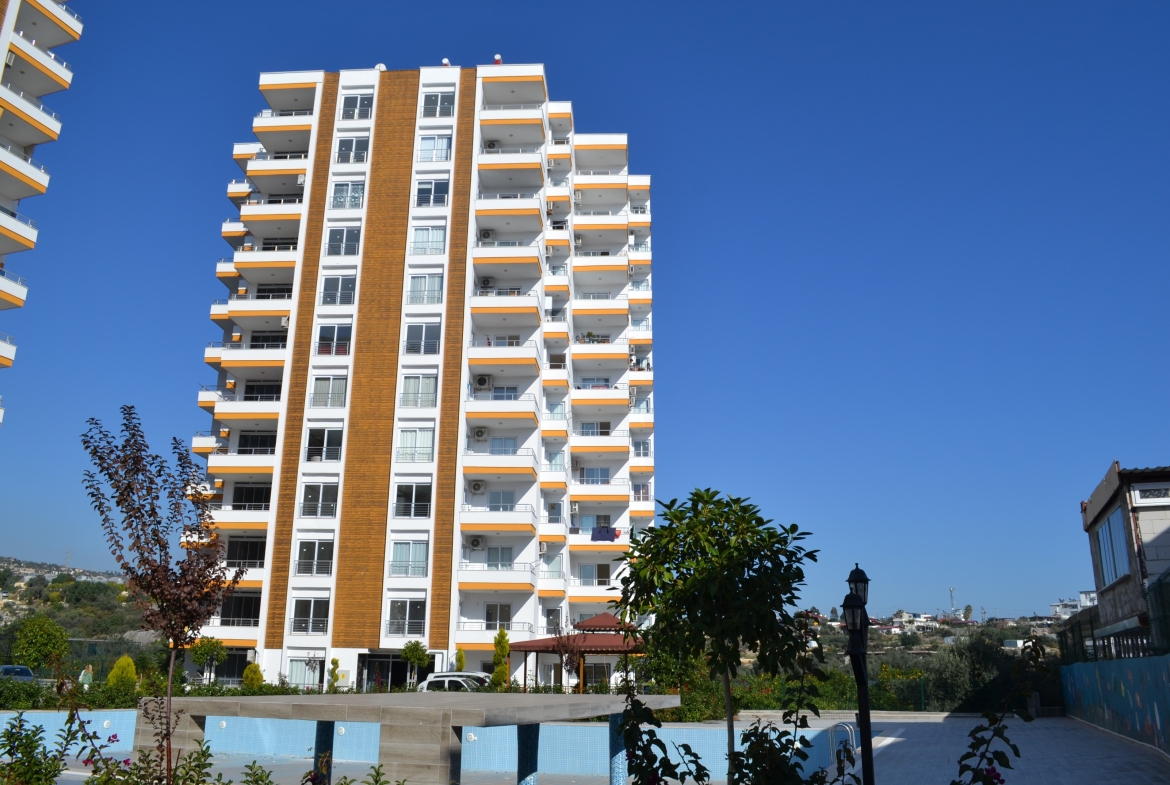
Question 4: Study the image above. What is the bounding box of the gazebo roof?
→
[509,632,639,654]
[573,612,634,632]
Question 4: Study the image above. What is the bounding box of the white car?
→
[417,671,491,692]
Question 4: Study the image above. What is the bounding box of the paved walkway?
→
[59,716,1170,784]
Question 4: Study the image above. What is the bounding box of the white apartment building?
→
[194,61,655,690]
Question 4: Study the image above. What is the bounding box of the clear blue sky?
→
[1,0,1167,619]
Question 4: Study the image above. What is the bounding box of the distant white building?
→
[892,611,939,631]
[1050,591,1098,620]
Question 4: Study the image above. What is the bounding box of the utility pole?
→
[65,550,72,571]
[949,587,956,618]
[980,606,986,624]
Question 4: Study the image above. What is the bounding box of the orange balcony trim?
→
[477,162,543,171]
[245,168,307,177]
[219,359,285,369]
[474,208,541,218]
[538,534,567,543]
[570,445,628,453]
[8,44,69,89]
[0,288,23,307]
[569,543,628,552]
[209,521,270,531]
[452,642,496,651]
[206,465,275,475]
[236,580,263,589]
[261,82,320,90]
[461,523,536,534]
[462,465,538,478]
[235,260,298,270]
[240,213,302,222]
[466,357,540,370]
[470,306,540,317]
[568,494,629,503]
[464,411,538,423]
[540,481,568,490]
[212,411,281,420]
[253,124,312,134]
[538,589,567,598]
[575,144,627,151]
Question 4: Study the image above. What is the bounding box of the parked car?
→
[417,676,479,692]
[0,665,34,683]
[417,671,491,691]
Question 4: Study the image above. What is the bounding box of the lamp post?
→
[843,564,874,785]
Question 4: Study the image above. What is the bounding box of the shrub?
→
[454,648,466,672]
[11,615,69,671]
[107,655,138,690]
[490,628,510,689]
[242,662,264,691]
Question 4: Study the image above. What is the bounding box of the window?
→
[243,381,281,402]
[390,541,428,577]
[219,593,261,626]
[419,135,452,162]
[632,398,651,414]
[633,440,651,458]
[225,538,265,569]
[578,514,611,533]
[288,658,324,689]
[300,483,339,517]
[1095,507,1131,587]
[632,483,650,502]
[260,237,297,252]
[487,546,514,570]
[416,180,450,207]
[336,137,370,164]
[321,275,356,305]
[578,377,610,390]
[579,467,610,485]
[485,603,512,630]
[545,450,564,471]
[237,431,276,455]
[331,182,365,209]
[489,436,517,456]
[492,385,518,401]
[255,283,293,299]
[583,663,611,687]
[579,562,611,586]
[492,334,521,347]
[540,663,562,685]
[387,599,426,636]
[488,490,515,512]
[631,317,651,331]
[306,428,343,461]
[249,330,287,349]
[541,552,562,578]
[400,375,438,407]
[231,483,271,510]
[317,324,352,355]
[326,227,361,256]
[395,482,432,517]
[422,92,455,118]
[411,226,446,255]
[405,322,441,354]
[408,274,444,304]
[296,540,334,576]
[290,598,330,634]
[340,94,373,120]
[546,501,563,524]
[397,428,435,462]
[547,401,566,419]
[311,376,347,408]
[580,422,612,437]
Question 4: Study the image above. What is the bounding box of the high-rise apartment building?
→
[195,62,654,690]
[0,0,83,425]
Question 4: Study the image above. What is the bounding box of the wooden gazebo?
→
[509,613,640,692]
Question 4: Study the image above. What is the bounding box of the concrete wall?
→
[1061,654,1170,755]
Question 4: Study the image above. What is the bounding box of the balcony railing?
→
[542,464,566,473]
[213,617,261,627]
[225,560,265,569]
[1,82,59,122]
[415,193,448,207]
[576,293,626,301]
[545,312,567,323]
[394,502,430,518]
[208,502,271,511]
[547,265,568,276]
[199,389,282,402]
[208,341,288,350]
[400,392,438,407]
[550,138,571,145]
[403,340,440,354]
[257,241,298,252]
[478,191,540,199]
[476,239,535,248]
[479,146,541,155]
[422,105,454,118]
[386,620,426,636]
[538,571,564,580]
[305,446,342,461]
[228,292,293,301]
[210,447,276,456]
[474,288,531,298]
[630,206,649,215]
[538,625,565,635]
[243,195,304,205]
[336,151,368,164]
[315,341,350,356]
[309,393,346,407]
[0,205,36,229]
[469,339,536,348]
[255,109,312,118]
[409,242,445,255]
[573,382,626,390]
[389,561,428,577]
[457,621,534,632]
[544,410,568,420]
[569,578,617,587]
[572,477,630,487]
[541,515,565,525]
[0,143,47,173]
[55,2,83,21]
[396,448,434,462]
[549,177,570,187]
[341,106,372,120]
[13,31,72,71]
[576,169,627,176]
[482,103,543,111]
[573,336,626,345]
[464,447,536,458]
[325,242,360,256]
[574,429,628,437]
[252,151,309,161]
[289,618,328,634]
[466,392,535,402]
[321,291,355,305]
[407,291,443,304]
[418,149,451,162]
[576,250,626,258]
[460,503,536,514]
[575,209,627,216]
[299,503,337,518]
[629,242,651,252]
[0,268,27,286]
[295,560,333,576]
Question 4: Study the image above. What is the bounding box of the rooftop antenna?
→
[980,606,986,623]
[949,587,956,617]
[65,549,71,571]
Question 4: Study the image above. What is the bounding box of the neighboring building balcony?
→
[205,615,262,630]
[0,332,15,368]
[457,565,537,593]
[206,502,270,532]
[570,433,630,458]
[569,477,630,503]
[540,466,568,487]
[570,384,630,410]
[571,294,628,318]
[191,432,220,456]
[477,149,545,190]
[466,340,541,374]
[238,201,304,237]
[541,366,569,390]
[627,287,652,306]
[233,244,299,269]
[204,342,287,373]
[455,620,535,647]
[206,449,276,477]
[629,369,653,387]
[222,563,268,584]
[8,29,73,96]
[198,390,282,422]
[572,254,629,275]
[209,294,292,323]
[570,339,631,367]
[0,81,61,147]
[475,192,545,233]
[574,171,628,190]
[464,392,539,426]
[0,268,28,310]
[568,528,630,551]
[252,108,313,134]
[0,142,49,201]
[630,499,656,520]
[537,571,567,597]
[630,451,654,473]
[227,179,254,201]
[567,578,621,602]
[629,405,654,430]
[460,504,538,536]
[462,447,538,480]
[469,290,542,328]
[539,515,568,540]
[469,240,544,274]
[0,205,37,255]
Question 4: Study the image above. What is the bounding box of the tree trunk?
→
[723,668,735,778]
[166,647,176,785]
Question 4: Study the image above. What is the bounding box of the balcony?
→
[459,503,538,535]
[393,502,431,519]
[288,618,328,635]
[0,268,27,310]
[0,81,61,146]
[571,339,631,368]
[455,620,535,647]
[396,447,434,463]
[389,560,428,578]
[233,243,299,272]
[476,148,545,189]
[294,560,333,577]
[207,616,261,629]
[385,620,426,637]
[0,205,37,255]
[305,446,342,463]
[252,110,313,151]
[570,384,630,411]
[15,0,83,50]
[469,289,541,327]
[464,392,538,427]
[299,502,337,518]
[0,332,15,367]
[0,143,49,200]
[570,432,630,458]
[308,392,346,408]
[209,293,292,326]
[238,200,303,238]
[207,503,270,532]
[475,193,545,233]
[9,30,74,96]
[204,342,287,374]
[206,449,276,477]
[470,239,544,278]
[457,561,537,591]
[466,340,541,375]
[462,448,538,480]
[569,477,630,503]
[478,106,545,148]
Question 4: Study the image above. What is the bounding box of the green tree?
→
[188,637,227,684]
[829,607,839,622]
[490,628,510,689]
[21,575,48,604]
[0,567,16,592]
[617,488,818,778]
[454,648,466,672]
[12,615,69,671]
[107,654,138,689]
[401,641,430,687]
[963,604,973,621]
[242,662,264,691]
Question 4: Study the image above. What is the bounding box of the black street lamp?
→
[843,564,875,785]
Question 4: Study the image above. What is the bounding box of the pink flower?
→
[984,766,1005,784]
[108,733,119,742]
[83,759,93,767]
[123,759,131,766]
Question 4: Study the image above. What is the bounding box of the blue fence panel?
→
[0,710,136,755]
[1061,654,1170,755]
[202,717,381,762]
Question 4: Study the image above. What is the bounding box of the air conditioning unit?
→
[573,190,583,203]
[468,536,486,549]
[480,277,494,289]
[469,480,487,495]
[544,248,553,259]
[571,458,581,469]
[472,427,489,441]
[4,52,13,67]
[297,174,306,185]
[479,229,494,241]
[539,542,548,554]
[280,316,290,328]
[570,502,580,515]
[474,374,492,390]
[574,235,583,247]
[486,141,498,149]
